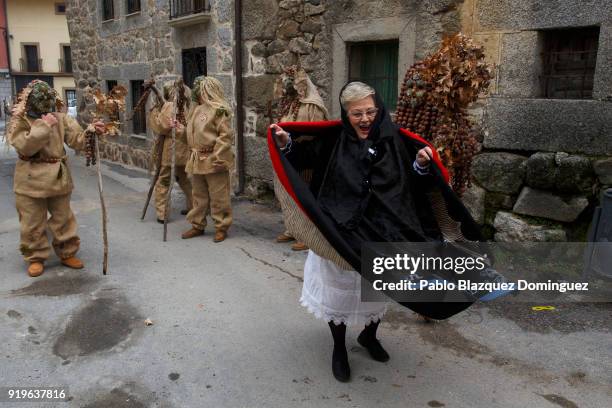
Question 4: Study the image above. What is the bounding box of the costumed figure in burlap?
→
[273,66,328,251]
[7,80,104,277]
[179,76,234,243]
[147,81,193,223]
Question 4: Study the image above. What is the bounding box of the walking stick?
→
[133,78,165,220]
[94,133,109,274]
[140,135,165,220]
[83,85,127,274]
[162,81,180,241]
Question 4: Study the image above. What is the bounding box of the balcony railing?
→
[58,59,73,74]
[19,58,43,73]
[169,0,210,20]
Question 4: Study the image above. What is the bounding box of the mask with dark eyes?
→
[282,77,297,97]
[27,81,57,116]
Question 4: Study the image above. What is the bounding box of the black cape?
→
[268,93,485,320]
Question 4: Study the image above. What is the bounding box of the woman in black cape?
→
[269,81,484,382]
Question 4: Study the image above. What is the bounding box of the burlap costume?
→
[7,81,85,262]
[273,67,328,239]
[185,76,234,233]
[147,83,193,219]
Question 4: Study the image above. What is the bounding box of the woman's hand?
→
[416,146,433,167]
[270,124,290,148]
[93,120,106,135]
[42,113,58,127]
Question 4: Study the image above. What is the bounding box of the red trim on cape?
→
[267,121,451,216]
[399,128,450,184]
[267,124,309,216]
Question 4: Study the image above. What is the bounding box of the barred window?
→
[102,0,114,21]
[131,80,147,135]
[541,26,600,99]
[348,41,399,111]
[55,2,66,14]
[127,0,141,14]
[182,47,207,88]
[62,45,72,73]
[106,80,118,93]
[23,44,40,72]
[170,0,208,19]
[107,80,119,121]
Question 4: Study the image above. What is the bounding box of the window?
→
[541,26,600,99]
[106,80,119,121]
[22,44,40,72]
[348,41,399,111]
[65,89,77,118]
[170,0,208,19]
[131,80,147,135]
[55,2,66,14]
[102,0,114,21]
[62,45,72,73]
[106,80,118,92]
[127,0,141,14]
[182,47,207,88]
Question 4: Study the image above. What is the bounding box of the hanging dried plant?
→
[395,33,493,196]
[82,85,127,166]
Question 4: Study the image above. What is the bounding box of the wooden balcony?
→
[168,0,211,28]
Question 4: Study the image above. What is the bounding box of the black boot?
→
[328,322,350,382]
[357,320,390,362]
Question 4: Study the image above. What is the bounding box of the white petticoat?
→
[300,250,387,326]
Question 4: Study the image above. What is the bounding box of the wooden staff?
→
[82,85,127,274]
[140,135,165,220]
[94,131,109,274]
[162,81,180,241]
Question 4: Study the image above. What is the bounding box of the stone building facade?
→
[241,0,611,240]
[458,0,612,241]
[66,0,234,169]
[241,0,469,194]
[66,0,611,241]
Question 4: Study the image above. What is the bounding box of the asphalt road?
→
[0,137,610,408]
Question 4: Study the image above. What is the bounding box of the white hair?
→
[340,82,375,110]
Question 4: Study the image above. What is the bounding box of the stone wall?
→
[241,0,466,196]
[458,0,612,241]
[66,0,234,170]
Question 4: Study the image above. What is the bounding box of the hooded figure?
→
[7,80,104,277]
[180,76,234,242]
[273,66,329,250]
[269,81,499,382]
[147,81,193,222]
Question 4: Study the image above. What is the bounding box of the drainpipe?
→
[2,0,13,96]
[233,0,245,194]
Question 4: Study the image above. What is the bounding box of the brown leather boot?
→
[61,256,84,269]
[182,227,204,239]
[27,262,44,277]
[291,241,309,251]
[276,233,295,243]
[213,230,227,243]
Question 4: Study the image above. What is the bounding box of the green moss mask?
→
[27,82,56,116]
